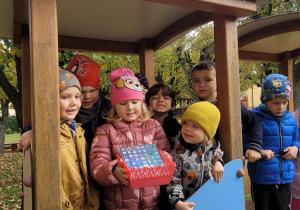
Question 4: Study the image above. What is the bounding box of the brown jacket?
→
[60,123,100,209]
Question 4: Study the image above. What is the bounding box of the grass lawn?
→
[0,133,22,209]
[5,133,21,143]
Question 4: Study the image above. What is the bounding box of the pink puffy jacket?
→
[89,119,171,210]
[292,109,300,199]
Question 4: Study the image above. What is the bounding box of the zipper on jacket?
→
[278,121,282,184]
[277,158,282,184]
[278,122,283,152]
[128,122,142,208]
[129,123,137,146]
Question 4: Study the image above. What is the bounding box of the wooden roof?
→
[1,0,256,53]
[207,12,300,63]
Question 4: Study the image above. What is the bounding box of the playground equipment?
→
[0,0,262,209]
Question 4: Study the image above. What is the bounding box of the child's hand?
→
[245,149,261,162]
[212,161,224,182]
[175,200,196,210]
[19,130,32,151]
[261,150,274,160]
[112,161,129,185]
[282,146,299,160]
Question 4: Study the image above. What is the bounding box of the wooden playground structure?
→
[1,0,300,209]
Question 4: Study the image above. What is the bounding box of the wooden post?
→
[139,38,155,86]
[214,14,243,161]
[29,0,61,209]
[280,51,294,112]
[21,29,31,128]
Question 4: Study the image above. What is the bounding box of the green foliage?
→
[154,23,215,100]
[5,116,20,134]
[58,51,140,98]
[238,0,300,25]
[239,61,279,91]
[0,39,20,101]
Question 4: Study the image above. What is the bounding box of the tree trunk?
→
[0,99,9,153]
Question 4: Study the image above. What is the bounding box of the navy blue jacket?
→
[248,105,300,185]
[241,105,263,155]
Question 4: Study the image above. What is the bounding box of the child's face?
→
[115,100,142,122]
[265,98,288,116]
[191,69,217,101]
[148,89,172,114]
[80,86,99,109]
[60,87,81,121]
[181,120,206,144]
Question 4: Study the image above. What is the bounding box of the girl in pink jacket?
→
[89,68,171,210]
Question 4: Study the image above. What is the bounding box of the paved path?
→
[245,199,255,210]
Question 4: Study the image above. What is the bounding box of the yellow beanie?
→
[181,101,220,139]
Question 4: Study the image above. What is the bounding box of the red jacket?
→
[90,119,171,210]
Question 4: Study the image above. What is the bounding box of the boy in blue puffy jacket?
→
[249,74,300,210]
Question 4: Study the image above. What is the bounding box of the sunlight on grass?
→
[245,194,252,199]
[5,133,20,143]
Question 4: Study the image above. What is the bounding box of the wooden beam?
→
[239,19,300,48]
[214,14,243,161]
[13,0,25,46]
[239,50,281,63]
[139,39,155,86]
[153,11,213,51]
[21,29,31,128]
[58,36,139,55]
[144,0,256,17]
[280,51,294,112]
[29,0,61,208]
[292,48,300,59]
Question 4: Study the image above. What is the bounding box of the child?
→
[191,61,263,162]
[19,54,111,151]
[145,83,182,149]
[248,74,300,210]
[59,70,99,209]
[66,54,111,149]
[89,68,171,210]
[167,101,223,210]
[145,83,182,209]
[292,108,300,210]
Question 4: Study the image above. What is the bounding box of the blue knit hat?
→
[260,74,292,103]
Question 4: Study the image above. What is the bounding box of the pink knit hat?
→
[66,54,100,90]
[110,68,143,106]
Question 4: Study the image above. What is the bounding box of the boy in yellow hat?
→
[167,101,224,210]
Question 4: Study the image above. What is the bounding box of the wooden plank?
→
[29,0,61,209]
[153,11,213,51]
[239,50,281,63]
[21,28,31,128]
[280,51,294,112]
[13,0,25,46]
[58,35,139,55]
[4,142,19,152]
[239,19,300,48]
[143,0,256,17]
[139,38,155,87]
[292,48,300,59]
[23,148,33,210]
[214,14,243,161]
